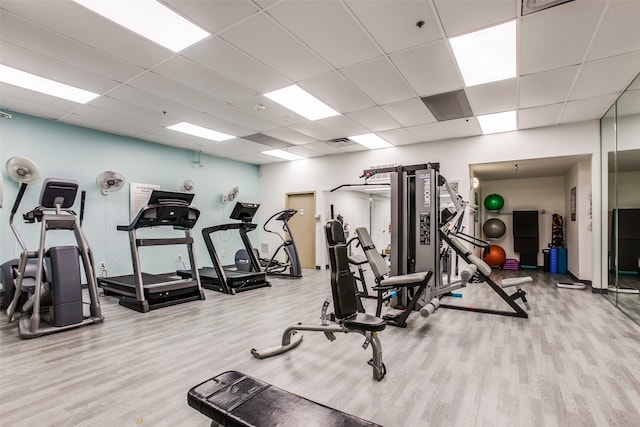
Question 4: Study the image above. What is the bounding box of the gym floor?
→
[1,268,639,426]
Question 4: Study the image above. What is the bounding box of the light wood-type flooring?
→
[1,268,640,426]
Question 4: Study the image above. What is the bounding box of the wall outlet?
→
[99,261,106,269]
[221,250,227,257]
[176,254,184,262]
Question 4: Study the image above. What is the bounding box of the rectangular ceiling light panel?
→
[73,0,210,52]
[0,64,100,104]
[264,85,339,121]
[349,133,393,150]
[477,111,517,134]
[450,20,516,87]
[168,122,235,141]
[262,149,305,161]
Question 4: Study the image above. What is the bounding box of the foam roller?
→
[501,276,533,288]
[419,298,441,318]
[460,264,478,284]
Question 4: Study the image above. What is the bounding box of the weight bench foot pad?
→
[188,371,381,427]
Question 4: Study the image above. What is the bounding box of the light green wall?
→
[0,112,260,276]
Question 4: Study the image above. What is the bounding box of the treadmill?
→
[98,190,205,313]
[178,202,270,295]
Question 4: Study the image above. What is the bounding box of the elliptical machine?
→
[260,209,302,278]
[4,156,103,338]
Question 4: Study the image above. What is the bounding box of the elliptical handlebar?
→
[263,209,297,238]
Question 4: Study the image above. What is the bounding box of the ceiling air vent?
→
[326,137,355,148]
[522,0,574,16]
[421,90,473,122]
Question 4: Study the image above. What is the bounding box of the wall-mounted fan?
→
[96,171,125,195]
[179,179,195,192]
[4,156,41,209]
[222,186,239,204]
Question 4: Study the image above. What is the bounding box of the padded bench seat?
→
[188,371,381,427]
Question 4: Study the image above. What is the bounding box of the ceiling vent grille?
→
[522,0,574,16]
[326,137,355,148]
[421,90,473,122]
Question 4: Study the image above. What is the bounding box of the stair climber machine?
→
[177,202,270,294]
[259,209,302,278]
[97,190,205,313]
[4,156,103,338]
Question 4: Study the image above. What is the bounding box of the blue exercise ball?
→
[483,218,506,238]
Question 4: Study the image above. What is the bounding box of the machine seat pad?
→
[347,254,368,266]
[188,371,382,427]
[342,312,387,332]
[379,272,427,287]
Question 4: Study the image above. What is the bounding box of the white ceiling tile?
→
[0,12,142,83]
[433,0,516,37]
[182,38,290,94]
[1,1,172,68]
[90,96,176,127]
[212,104,282,133]
[262,127,317,145]
[560,93,620,124]
[0,88,74,120]
[570,51,640,101]
[377,128,421,146]
[316,115,369,137]
[346,0,443,53]
[268,1,381,68]
[227,152,281,165]
[520,0,606,75]
[154,56,256,104]
[126,73,227,115]
[289,122,342,141]
[108,85,202,122]
[390,40,463,97]
[408,117,481,142]
[299,71,375,113]
[587,0,640,61]
[284,145,326,158]
[63,106,159,136]
[342,57,415,105]
[347,107,401,132]
[162,0,260,34]
[381,98,435,127]
[519,67,578,109]
[220,13,332,81]
[0,42,122,94]
[466,78,517,115]
[518,104,563,130]
[298,141,343,156]
[232,94,307,128]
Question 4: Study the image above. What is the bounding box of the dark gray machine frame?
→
[6,178,104,338]
[260,208,302,278]
[361,163,529,319]
[98,190,205,313]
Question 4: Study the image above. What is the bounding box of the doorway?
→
[286,192,316,269]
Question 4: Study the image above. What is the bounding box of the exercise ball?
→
[484,194,504,211]
[483,218,506,238]
[483,245,506,267]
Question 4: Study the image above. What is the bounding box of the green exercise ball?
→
[484,194,505,211]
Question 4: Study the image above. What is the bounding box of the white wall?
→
[479,176,565,267]
[259,120,605,284]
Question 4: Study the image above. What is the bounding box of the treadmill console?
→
[230,202,260,223]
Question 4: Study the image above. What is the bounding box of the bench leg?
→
[367,331,386,381]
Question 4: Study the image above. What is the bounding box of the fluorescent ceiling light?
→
[167,122,234,141]
[0,64,99,104]
[262,149,305,161]
[349,133,393,150]
[73,0,209,52]
[450,20,516,87]
[264,85,339,121]
[477,111,517,134]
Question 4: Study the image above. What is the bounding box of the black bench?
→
[250,220,387,381]
[188,371,381,427]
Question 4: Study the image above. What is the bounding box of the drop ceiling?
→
[1,0,639,165]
